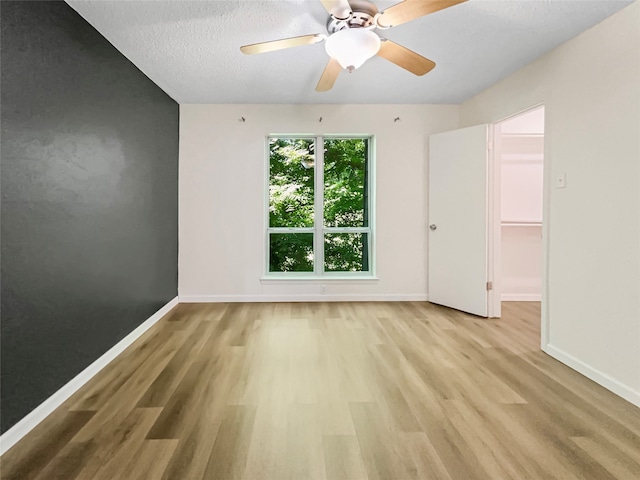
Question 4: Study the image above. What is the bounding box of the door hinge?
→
[486,281,493,291]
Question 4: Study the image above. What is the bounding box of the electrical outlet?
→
[321,285,327,294]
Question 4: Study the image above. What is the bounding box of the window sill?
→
[260,275,379,284]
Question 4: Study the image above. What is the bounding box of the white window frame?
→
[264,135,376,279]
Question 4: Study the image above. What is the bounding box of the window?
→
[267,136,373,276]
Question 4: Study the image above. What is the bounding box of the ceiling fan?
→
[240,0,467,92]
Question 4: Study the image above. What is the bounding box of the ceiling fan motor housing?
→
[326,0,379,33]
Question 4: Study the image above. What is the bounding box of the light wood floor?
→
[2,302,639,480]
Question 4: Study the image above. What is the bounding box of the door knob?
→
[430,224,437,231]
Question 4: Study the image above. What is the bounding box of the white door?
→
[428,125,489,317]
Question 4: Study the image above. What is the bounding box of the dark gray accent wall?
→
[1,1,179,433]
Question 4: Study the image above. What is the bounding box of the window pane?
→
[269,233,314,272]
[324,138,368,228]
[324,233,369,272]
[269,138,315,228]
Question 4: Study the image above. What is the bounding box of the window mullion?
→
[314,136,324,275]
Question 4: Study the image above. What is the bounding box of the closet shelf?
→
[502,221,542,227]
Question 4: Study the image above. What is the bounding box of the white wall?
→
[461,2,640,406]
[500,136,544,223]
[501,107,545,135]
[179,104,459,302]
[501,225,542,299]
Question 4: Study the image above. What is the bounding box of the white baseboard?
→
[544,344,640,408]
[180,294,429,303]
[0,296,179,456]
[501,293,542,301]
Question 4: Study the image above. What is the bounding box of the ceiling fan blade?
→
[377,0,467,28]
[316,58,342,92]
[377,39,436,76]
[320,0,352,20]
[240,34,325,55]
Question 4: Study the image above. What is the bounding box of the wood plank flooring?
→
[2,301,639,480]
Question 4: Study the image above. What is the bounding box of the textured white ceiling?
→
[66,0,634,104]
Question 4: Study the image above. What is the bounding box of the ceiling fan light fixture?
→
[324,28,381,72]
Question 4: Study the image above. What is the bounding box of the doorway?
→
[490,106,545,322]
